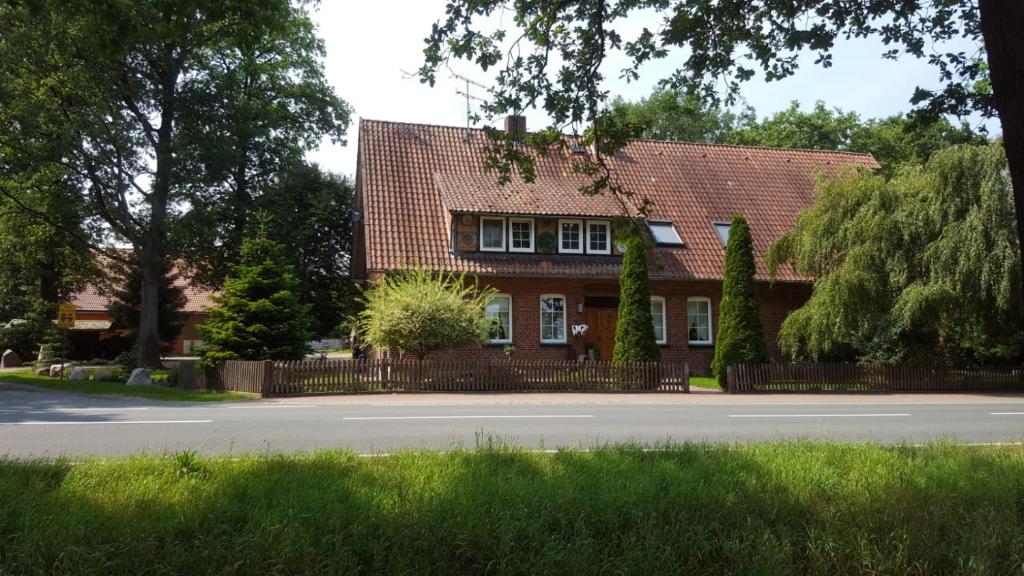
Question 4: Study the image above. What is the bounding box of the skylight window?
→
[648,221,683,246]
[713,223,731,246]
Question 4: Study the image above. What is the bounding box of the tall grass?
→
[1,443,1022,574]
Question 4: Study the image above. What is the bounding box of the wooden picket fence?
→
[727,363,1024,393]
[270,358,689,396]
[179,358,690,397]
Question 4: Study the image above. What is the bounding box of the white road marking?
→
[343,414,594,421]
[53,407,152,412]
[10,420,213,425]
[227,404,319,409]
[989,412,1024,415]
[729,413,910,418]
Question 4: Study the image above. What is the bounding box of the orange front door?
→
[584,308,617,360]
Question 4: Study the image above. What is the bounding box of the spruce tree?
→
[201,234,311,362]
[613,235,661,363]
[712,214,768,387]
[106,258,186,350]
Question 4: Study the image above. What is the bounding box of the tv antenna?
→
[452,73,488,140]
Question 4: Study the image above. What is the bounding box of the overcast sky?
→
[306,2,994,178]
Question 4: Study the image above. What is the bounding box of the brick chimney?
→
[504,114,527,137]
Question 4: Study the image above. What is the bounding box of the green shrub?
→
[0,322,44,361]
[613,235,660,363]
[713,214,768,387]
[357,269,496,359]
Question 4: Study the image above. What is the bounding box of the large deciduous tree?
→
[105,258,187,350]
[768,143,1021,365]
[421,1,1024,295]
[0,0,348,368]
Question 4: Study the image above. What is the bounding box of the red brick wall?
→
[397,276,810,373]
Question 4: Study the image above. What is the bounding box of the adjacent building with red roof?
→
[70,266,216,358]
[353,117,879,371]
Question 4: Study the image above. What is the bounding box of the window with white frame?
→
[687,297,712,345]
[539,294,567,343]
[480,217,506,251]
[485,294,512,344]
[713,223,731,246]
[650,296,667,345]
[509,218,534,252]
[558,219,583,253]
[587,220,611,254]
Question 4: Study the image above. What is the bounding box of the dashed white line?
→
[342,414,594,421]
[729,413,910,418]
[11,420,213,425]
[227,404,319,409]
[989,412,1024,415]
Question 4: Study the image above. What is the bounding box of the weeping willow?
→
[768,143,1022,365]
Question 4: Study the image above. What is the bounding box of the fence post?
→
[726,365,735,393]
[260,360,274,398]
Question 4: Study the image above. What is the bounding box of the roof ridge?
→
[359,118,878,160]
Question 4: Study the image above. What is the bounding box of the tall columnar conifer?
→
[712,215,768,387]
[613,235,661,363]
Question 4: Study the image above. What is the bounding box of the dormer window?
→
[648,221,684,246]
[558,219,583,254]
[509,218,534,252]
[587,220,611,254]
[480,217,506,251]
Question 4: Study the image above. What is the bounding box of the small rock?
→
[92,369,115,381]
[1,349,22,368]
[68,367,89,381]
[126,368,152,386]
[49,364,68,377]
[34,366,49,376]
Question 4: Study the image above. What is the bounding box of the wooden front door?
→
[584,308,617,361]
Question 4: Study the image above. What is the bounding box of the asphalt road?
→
[3,383,1024,457]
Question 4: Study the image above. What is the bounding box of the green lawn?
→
[1,443,1022,574]
[690,375,723,390]
[0,369,254,402]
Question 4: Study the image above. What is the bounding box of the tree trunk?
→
[979,1,1024,297]
[136,64,178,369]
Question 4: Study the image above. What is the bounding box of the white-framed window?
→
[687,297,712,345]
[650,296,667,345]
[558,219,583,254]
[485,294,512,344]
[509,218,535,253]
[539,294,567,343]
[480,217,506,252]
[586,220,611,254]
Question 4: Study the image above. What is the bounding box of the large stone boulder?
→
[67,367,89,381]
[34,366,49,376]
[49,364,68,377]
[126,368,152,386]
[0,349,21,368]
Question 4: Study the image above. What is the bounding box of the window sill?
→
[485,342,513,348]
[688,342,714,349]
[539,342,569,347]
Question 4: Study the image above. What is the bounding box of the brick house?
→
[70,271,215,359]
[352,117,878,372]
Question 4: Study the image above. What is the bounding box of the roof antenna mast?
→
[452,73,488,141]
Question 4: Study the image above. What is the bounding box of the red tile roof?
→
[71,265,216,314]
[357,119,880,282]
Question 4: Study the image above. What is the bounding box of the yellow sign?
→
[57,304,76,329]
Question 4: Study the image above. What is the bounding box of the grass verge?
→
[0,369,254,402]
[1,442,1022,574]
[690,375,723,390]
